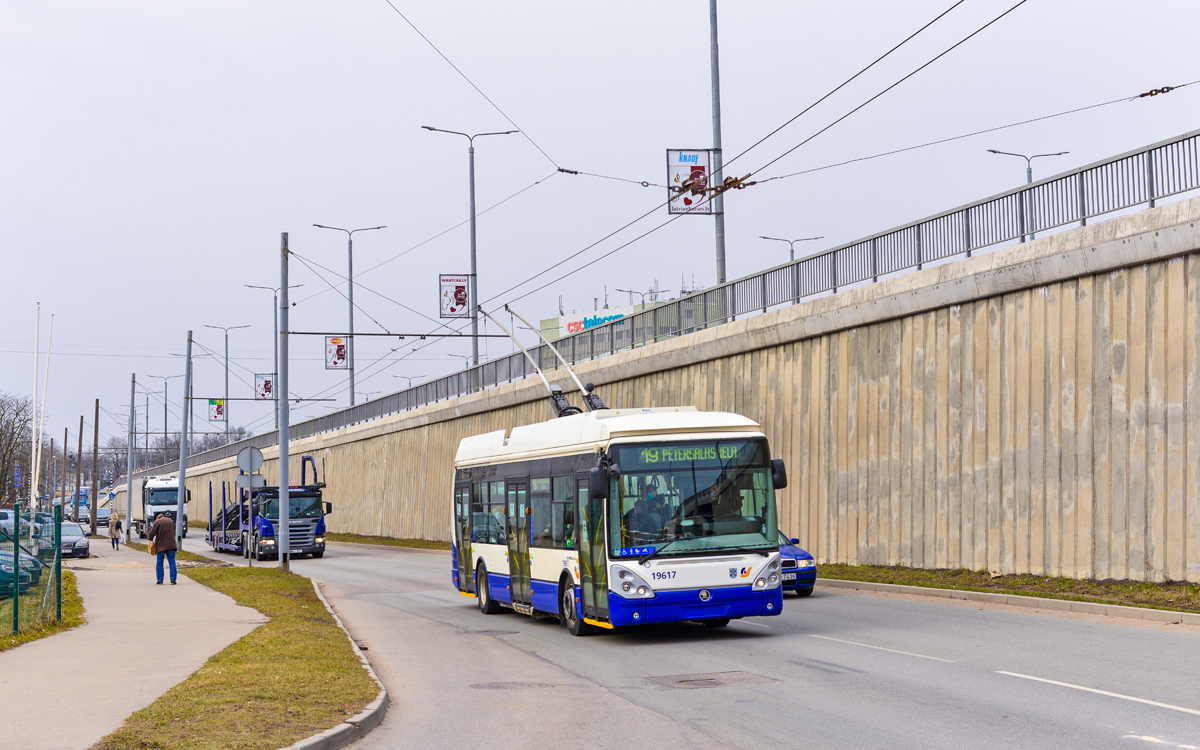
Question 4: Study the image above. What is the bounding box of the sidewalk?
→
[0,540,266,750]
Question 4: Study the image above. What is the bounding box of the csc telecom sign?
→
[557,304,638,339]
[325,337,348,370]
[439,274,471,318]
[667,149,713,214]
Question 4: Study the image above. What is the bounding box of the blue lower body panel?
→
[608,585,784,627]
[530,579,559,614]
[487,572,512,604]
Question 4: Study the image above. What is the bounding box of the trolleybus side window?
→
[531,476,577,549]
[489,481,507,542]
[471,482,505,544]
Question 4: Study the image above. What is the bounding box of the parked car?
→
[778,531,817,596]
[0,510,31,537]
[58,522,90,559]
[0,560,32,596]
[0,552,43,586]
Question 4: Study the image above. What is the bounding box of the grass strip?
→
[326,532,451,551]
[819,563,1200,614]
[0,570,85,652]
[93,566,378,750]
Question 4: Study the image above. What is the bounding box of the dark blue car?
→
[778,531,816,596]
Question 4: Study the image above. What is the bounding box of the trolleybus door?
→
[506,479,530,604]
[454,484,472,592]
[576,475,610,622]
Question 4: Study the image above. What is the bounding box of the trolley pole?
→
[279,233,291,573]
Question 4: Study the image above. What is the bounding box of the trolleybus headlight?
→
[610,564,655,599]
[755,578,767,589]
[637,586,647,596]
[769,573,779,584]
[622,582,632,592]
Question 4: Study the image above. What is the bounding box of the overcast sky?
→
[3,0,1197,449]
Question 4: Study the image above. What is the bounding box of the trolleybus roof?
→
[455,407,763,467]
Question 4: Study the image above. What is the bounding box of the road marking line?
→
[996,672,1200,717]
[736,620,769,628]
[809,634,955,662]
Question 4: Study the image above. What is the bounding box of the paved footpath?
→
[0,540,265,750]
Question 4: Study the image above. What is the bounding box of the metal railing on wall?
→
[136,128,1200,478]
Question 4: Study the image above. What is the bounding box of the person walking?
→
[108,517,122,550]
[147,512,178,585]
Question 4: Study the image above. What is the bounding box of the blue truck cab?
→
[206,455,331,560]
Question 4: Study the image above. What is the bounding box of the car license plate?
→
[290,549,302,554]
[782,572,797,582]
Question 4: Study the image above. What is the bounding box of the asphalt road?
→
[181,538,1200,750]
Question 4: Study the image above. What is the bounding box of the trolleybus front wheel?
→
[560,578,591,636]
[477,563,501,615]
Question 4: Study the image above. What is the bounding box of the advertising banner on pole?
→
[208,399,225,421]
[439,274,471,318]
[255,374,274,400]
[325,336,348,370]
[667,149,713,214]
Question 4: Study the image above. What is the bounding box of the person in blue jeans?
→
[147,513,178,585]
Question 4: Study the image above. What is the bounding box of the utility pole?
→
[176,333,193,543]
[203,324,250,443]
[312,225,385,407]
[74,415,83,523]
[61,429,67,514]
[125,375,135,545]
[91,399,99,536]
[279,232,292,573]
[710,0,727,285]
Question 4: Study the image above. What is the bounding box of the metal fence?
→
[138,127,1200,478]
[2,502,64,637]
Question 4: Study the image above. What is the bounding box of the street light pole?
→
[422,126,517,373]
[202,324,250,443]
[710,0,727,285]
[246,284,303,432]
[987,149,1069,241]
[759,235,824,262]
[312,225,386,407]
[145,374,183,464]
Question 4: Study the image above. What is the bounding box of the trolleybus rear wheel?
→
[477,563,501,614]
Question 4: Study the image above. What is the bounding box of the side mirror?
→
[790,538,800,546]
[588,467,610,500]
[324,502,332,516]
[771,459,788,490]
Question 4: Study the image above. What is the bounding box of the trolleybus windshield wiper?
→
[710,546,772,557]
[639,539,678,564]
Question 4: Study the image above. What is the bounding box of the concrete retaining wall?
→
[138,197,1200,582]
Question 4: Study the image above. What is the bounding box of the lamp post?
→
[987,149,1068,241]
[144,374,183,464]
[391,375,424,389]
[312,225,386,407]
[422,126,518,371]
[202,324,250,444]
[759,235,824,262]
[246,284,304,431]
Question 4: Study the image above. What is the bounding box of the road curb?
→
[279,580,390,750]
[816,578,1200,626]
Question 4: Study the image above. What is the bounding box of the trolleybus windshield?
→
[609,438,777,558]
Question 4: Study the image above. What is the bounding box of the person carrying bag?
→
[147,513,178,585]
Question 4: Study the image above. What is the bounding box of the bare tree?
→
[0,392,34,504]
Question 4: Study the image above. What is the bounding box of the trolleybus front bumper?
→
[607,584,783,627]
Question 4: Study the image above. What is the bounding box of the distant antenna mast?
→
[478,309,581,418]
[504,305,607,412]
